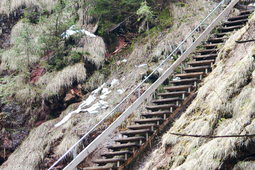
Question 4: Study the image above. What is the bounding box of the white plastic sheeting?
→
[61,25,96,38]
[111,79,119,87]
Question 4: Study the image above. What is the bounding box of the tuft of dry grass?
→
[39,63,87,99]
[82,36,106,68]
[0,0,58,15]
[82,71,105,93]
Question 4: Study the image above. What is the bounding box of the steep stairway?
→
[84,9,254,170]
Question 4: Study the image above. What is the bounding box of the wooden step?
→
[121,129,154,136]
[114,136,146,144]
[163,85,194,92]
[228,14,250,21]
[127,124,158,130]
[101,151,133,159]
[141,111,172,119]
[84,165,117,170]
[146,104,178,111]
[169,78,199,86]
[196,49,217,55]
[152,97,183,104]
[175,72,204,79]
[184,66,211,73]
[207,37,226,43]
[107,143,140,151]
[93,158,125,167]
[133,118,165,125]
[187,59,214,67]
[218,25,243,32]
[202,44,219,49]
[157,91,189,99]
[239,10,253,15]
[193,54,217,61]
[215,32,228,37]
[223,19,248,26]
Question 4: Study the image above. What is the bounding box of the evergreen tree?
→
[137,0,154,49]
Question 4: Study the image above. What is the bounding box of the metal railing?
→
[48,0,240,169]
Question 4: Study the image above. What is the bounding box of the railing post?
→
[181,44,184,74]
[138,87,141,118]
[73,147,77,170]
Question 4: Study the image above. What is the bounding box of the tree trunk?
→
[147,21,151,49]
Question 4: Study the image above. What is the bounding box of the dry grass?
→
[141,13,255,170]
[151,0,220,61]
[0,104,101,170]
[0,0,58,14]
[82,71,105,92]
[1,1,245,170]
[82,36,106,68]
[1,20,40,72]
[39,63,87,99]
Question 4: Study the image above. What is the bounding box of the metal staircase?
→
[84,9,254,170]
[48,1,255,170]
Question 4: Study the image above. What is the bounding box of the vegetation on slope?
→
[0,0,221,169]
[142,12,255,170]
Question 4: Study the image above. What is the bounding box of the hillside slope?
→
[142,13,255,170]
[0,0,225,169]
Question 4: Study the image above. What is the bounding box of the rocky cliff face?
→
[142,13,255,170]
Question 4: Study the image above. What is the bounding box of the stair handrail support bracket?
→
[49,0,240,169]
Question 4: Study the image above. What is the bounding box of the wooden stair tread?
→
[208,37,226,43]
[152,97,183,103]
[196,49,217,53]
[84,165,117,170]
[121,129,154,135]
[228,14,250,21]
[127,124,158,130]
[223,19,248,25]
[157,91,189,96]
[93,158,125,164]
[114,136,145,143]
[146,104,178,111]
[141,111,172,117]
[133,118,165,124]
[163,85,194,91]
[169,78,198,84]
[187,59,214,65]
[184,66,211,72]
[101,151,133,157]
[215,32,228,37]
[239,10,254,15]
[175,72,204,78]
[107,143,140,150]
[193,54,217,60]
[202,44,219,48]
[218,25,243,31]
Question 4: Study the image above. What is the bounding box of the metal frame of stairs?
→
[48,0,254,169]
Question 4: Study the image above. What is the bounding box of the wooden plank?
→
[63,1,239,169]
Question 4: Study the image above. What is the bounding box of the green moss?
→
[175,2,186,7]
[158,8,174,29]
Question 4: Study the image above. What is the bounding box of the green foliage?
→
[137,1,153,22]
[175,2,186,7]
[39,0,76,71]
[218,117,226,126]
[136,1,154,33]
[92,0,145,35]
[158,8,173,29]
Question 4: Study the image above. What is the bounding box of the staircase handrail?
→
[49,0,240,169]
